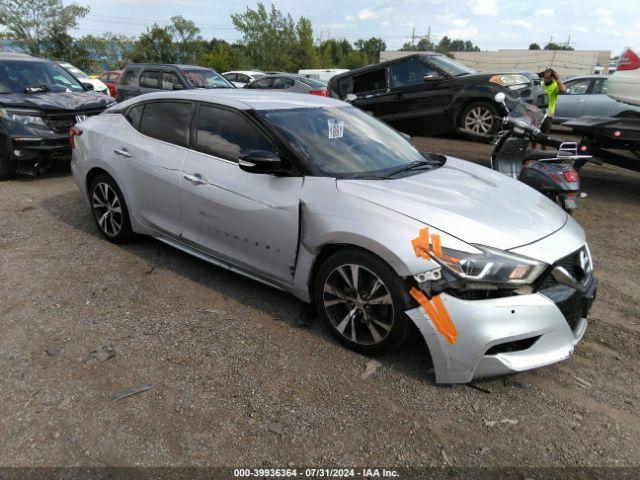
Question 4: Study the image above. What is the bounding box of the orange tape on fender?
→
[411,227,431,260]
[409,287,458,345]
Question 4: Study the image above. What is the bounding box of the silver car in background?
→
[71,90,597,384]
[554,74,640,123]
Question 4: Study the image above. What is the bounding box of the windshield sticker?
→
[327,119,344,139]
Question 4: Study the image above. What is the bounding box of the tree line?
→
[1,0,476,74]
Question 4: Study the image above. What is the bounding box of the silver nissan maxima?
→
[71,89,597,384]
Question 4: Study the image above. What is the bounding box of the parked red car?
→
[98,70,123,97]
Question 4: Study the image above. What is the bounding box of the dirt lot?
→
[1,135,639,471]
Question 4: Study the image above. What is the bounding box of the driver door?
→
[180,103,303,283]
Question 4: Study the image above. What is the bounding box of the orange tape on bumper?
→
[409,287,458,345]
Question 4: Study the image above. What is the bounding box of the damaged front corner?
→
[405,306,474,384]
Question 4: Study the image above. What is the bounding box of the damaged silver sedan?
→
[71,90,597,383]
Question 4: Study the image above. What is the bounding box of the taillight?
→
[563,171,579,182]
[309,89,329,97]
[617,48,640,71]
[69,127,82,149]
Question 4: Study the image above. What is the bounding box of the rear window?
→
[139,102,192,147]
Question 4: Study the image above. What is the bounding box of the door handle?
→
[113,147,132,157]
[183,172,206,185]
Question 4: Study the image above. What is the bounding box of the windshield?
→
[61,63,89,79]
[261,106,430,178]
[0,60,86,93]
[429,55,475,76]
[508,101,546,130]
[182,69,232,88]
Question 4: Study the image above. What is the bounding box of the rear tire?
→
[0,155,17,180]
[89,174,132,243]
[314,248,413,355]
[458,101,499,142]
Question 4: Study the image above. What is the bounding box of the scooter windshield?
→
[508,101,546,131]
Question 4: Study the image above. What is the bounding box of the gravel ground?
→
[1,135,639,470]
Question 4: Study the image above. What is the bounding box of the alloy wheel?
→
[322,264,395,345]
[92,182,123,237]
[464,106,494,134]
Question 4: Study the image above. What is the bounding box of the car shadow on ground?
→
[40,189,440,386]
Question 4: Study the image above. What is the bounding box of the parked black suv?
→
[116,64,233,102]
[328,53,548,141]
[0,52,114,179]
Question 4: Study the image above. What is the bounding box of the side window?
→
[565,79,591,95]
[124,104,144,128]
[353,68,386,94]
[236,74,249,84]
[139,102,191,147]
[592,78,607,94]
[389,58,435,87]
[249,78,274,89]
[140,70,161,89]
[273,77,295,89]
[223,73,237,82]
[120,70,136,86]
[161,72,182,90]
[193,105,277,162]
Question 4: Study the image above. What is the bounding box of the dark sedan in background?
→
[245,73,329,96]
[328,53,548,141]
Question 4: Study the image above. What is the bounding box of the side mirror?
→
[399,132,412,142]
[423,74,443,82]
[494,92,507,104]
[239,150,282,174]
[345,93,357,103]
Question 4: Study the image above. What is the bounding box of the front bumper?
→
[407,276,596,384]
[6,134,72,172]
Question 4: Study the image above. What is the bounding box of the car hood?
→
[337,157,567,251]
[0,92,113,111]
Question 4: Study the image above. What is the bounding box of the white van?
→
[298,69,349,83]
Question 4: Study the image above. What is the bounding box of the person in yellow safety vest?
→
[534,68,567,149]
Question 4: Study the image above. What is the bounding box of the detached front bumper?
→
[407,277,596,384]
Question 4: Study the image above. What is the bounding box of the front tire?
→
[89,174,132,243]
[314,248,413,355]
[458,101,499,141]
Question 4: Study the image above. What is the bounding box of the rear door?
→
[583,78,627,117]
[110,100,192,238]
[180,103,302,282]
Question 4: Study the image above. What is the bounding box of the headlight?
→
[0,109,49,129]
[490,74,530,91]
[433,245,546,286]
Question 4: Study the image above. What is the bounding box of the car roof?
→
[223,70,264,75]
[0,51,51,62]
[118,89,346,111]
[566,74,610,80]
[123,64,211,70]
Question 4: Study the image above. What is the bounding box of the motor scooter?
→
[490,93,599,213]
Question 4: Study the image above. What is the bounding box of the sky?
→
[71,0,640,54]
